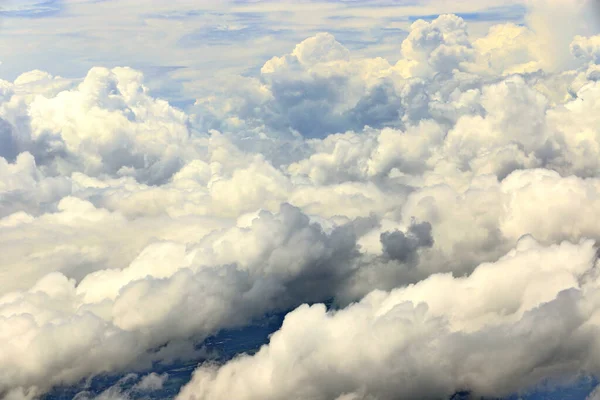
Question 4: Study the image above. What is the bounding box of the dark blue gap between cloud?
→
[42,298,599,400]
[42,312,287,400]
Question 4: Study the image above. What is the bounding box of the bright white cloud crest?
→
[1,0,600,398]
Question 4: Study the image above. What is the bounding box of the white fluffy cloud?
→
[177,237,600,400]
[0,67,200,184]
[571,35,600,64]
[1,1,600,398]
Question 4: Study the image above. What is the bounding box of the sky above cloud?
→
[0,0,528,105]
[1,0,600,399]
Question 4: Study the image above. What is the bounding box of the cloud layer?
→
[177,237,600,400]
[1,0,600,398]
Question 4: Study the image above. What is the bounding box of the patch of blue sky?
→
[325,14,360,21]
[227,0,278,5]
[511,376,598,400]
[230,11,269,22]
[320,26,405,54]
[407,4,527,23]
[326,27,380,43]
[320,0,422,7]
[178,25,291,47]
[142,9,209,20]
[142,9,265,22]
[0,0,63,18]
[137,65,187,78]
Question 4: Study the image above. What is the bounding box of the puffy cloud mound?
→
[571,35,600,64]
[0,67,199,184]
[0,204,372,396]
[1,1,600,399]
[177,238,600,400]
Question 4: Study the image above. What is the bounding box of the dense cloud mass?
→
[1,0,600,398]
[177,238,600,400]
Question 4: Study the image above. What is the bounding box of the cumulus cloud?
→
[177,238,600,400]
[526,0,600,70]
[380,221,433,263]
[0,203,370,396]
[190,7,599,150]
[1,1,600,398]
[0,67,200,184]
[571,35,600,64]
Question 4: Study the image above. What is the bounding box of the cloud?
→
[133,372,168,391]
[380,221,434,262]
[0,0,530,101]
[190,8,598,142]
[72,372,168,400]
[177,237,600,400]
[588,385,600,400]
[525,0,600,70]
[0,203,380,395]
[0,67,198,184]
[0,3,600,398]
[572,35,600,64]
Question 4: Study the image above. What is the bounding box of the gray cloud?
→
[1,2,600,398]
[380,221,434,263]
[177,238,600,400]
